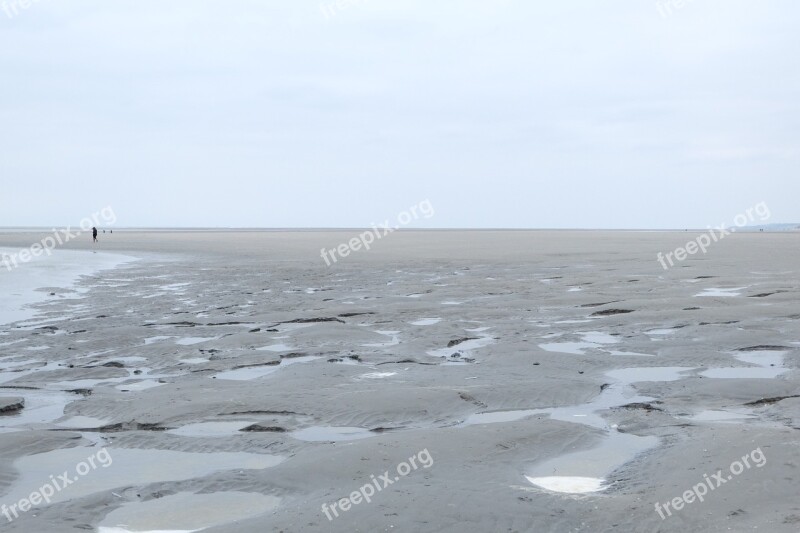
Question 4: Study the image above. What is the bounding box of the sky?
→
[0,0,798,229]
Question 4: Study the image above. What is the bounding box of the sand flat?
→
[0,230,798,532]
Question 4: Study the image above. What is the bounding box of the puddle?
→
[0,389,75,431]
[516,366,695,494]
[410,318,441,326]
[701,351,788,379]
[539,339,646,356]
[567,287,584,292]
[647,328,681,336]
[214,356,320,381]
[176,337,220,346]
[47,368,177,393]
[735,350,786,368]
[694,287,746,297]
[604,350,653,357]
[539,332,633,356]
[291,426,373,442]
[257,343,295,352]
[358,372,397,379]
[539,342,597,355]
[525,424,659,494]
[687,410,756,422]
[167,421,254,437]
[98,491,280,533]
[700,367,786,379]
[605,367,695,383]
[4,448,284,506]
[362,330,400,348]
[525,476,605,493]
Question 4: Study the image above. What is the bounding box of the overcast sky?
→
[0,0,798,228]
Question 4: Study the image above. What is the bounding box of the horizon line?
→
[0,225,798,232]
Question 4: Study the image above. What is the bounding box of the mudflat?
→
[0,230,798,532]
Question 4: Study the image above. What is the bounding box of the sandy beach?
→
[0,230,798,532]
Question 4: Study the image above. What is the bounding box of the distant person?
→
[92,227,98,243]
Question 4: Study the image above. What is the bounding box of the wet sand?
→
[0,230,798,532]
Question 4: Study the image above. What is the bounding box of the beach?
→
[0,230,798,532]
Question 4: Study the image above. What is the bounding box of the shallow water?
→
[0,247,134,325]
[257,343,295,352]
[358,371,398,379]
[0,389,75,431]
[538,341,597,355]
[362,330,401,348]
[4,448,284,506]
[176,336,220,346]
[539,332,651,357]
[687,409,756,422]
[700,351,788,379]
[694,287,746,297]
[98,491,281,533]
[522,366,695,493]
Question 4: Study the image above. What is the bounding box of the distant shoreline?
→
[1,227,798,233]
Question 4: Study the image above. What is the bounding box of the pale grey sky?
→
[1,0,798,228]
